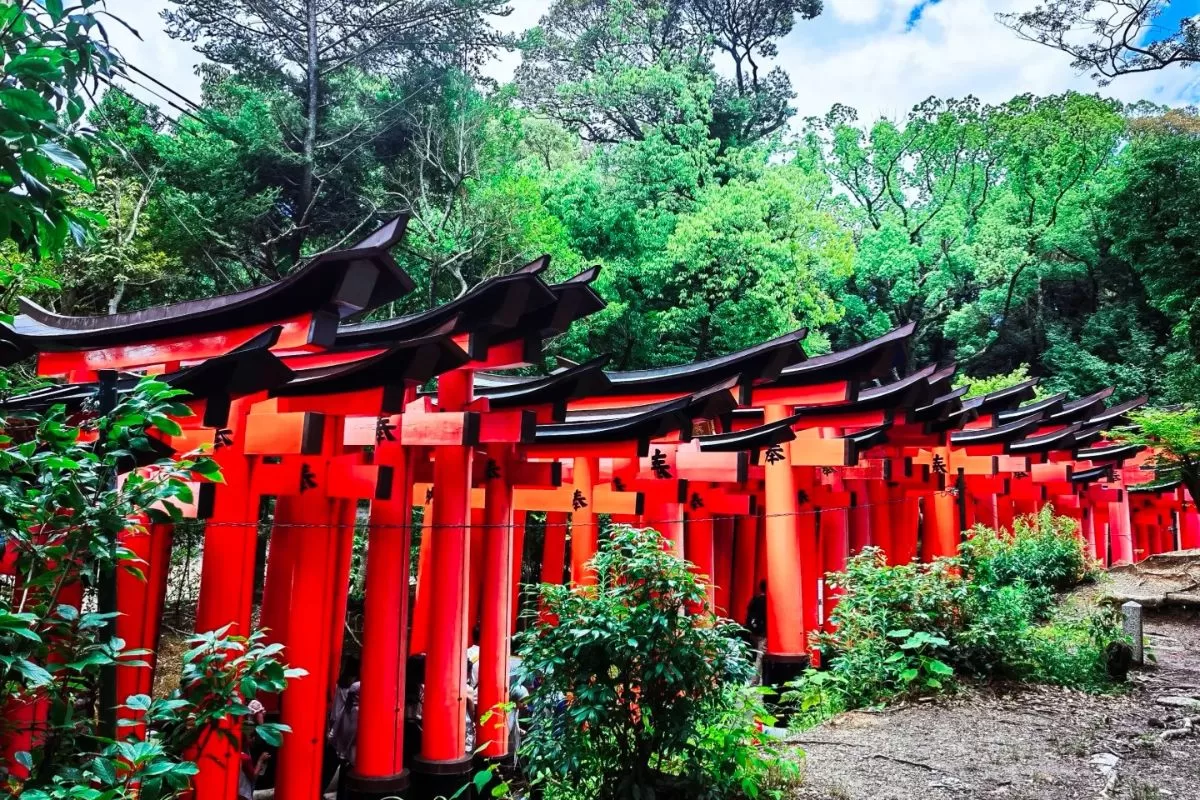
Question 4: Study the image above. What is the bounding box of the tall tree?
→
[516,0,821,148]
[998,1,1200,84]
[162,0,511,264]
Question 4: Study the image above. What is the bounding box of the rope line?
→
[108,490,962,531]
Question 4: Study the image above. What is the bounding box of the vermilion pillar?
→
[511,511,526,630]
[468,509,486,637]
[923,489,960,561]
[996,495,1015,534]
[115,522,173,734]
[541,512,567,584]
[819,506,849,630]
[730,514,758,625]
[889,493,919,564]
[685,510,716,609]
[1081,507,1099,560]
[1182,505,1200,550]
[327,498,357,693]
[410,509,435,654]
[866,481,893,561]
[418,369,474,774]
[352,444,415,797]
[847,483,871,555]
[658,503,686,561]
[570,457,599,585]
[260,507,296,646]
[274,470,345,800]
[193,402,259,800]
[1110,492,1135,564]
[713,516,734,618]
[478,443,515,758]
[795,486,819,640]
[762,404,806,674]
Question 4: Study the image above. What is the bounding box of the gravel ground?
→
[790,609,1200,800]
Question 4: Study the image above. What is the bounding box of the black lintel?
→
[276,323,470,412]
[475,356,613,411]
[335,256,558,350]
[1047,387,1115,423]
[596,328,808,399]
[995,392,1067,424]
[970,378,1040,415]
[772,323,915,391]
[1008,422,1083,454]
[1,216,415,358]
[950,412,1046,446]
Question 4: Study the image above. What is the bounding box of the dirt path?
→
[791,610,1200,800]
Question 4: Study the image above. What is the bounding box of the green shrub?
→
[787,511,1125,728]
[962,506,1096,598]
[803,549,964,709]
[516,525,798,800]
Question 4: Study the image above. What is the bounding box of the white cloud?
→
[777,0,1200,121]
[828,0,888,24]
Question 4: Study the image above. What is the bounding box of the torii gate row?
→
[2,211,1194,800]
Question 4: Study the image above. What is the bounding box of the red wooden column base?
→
[685,511,716,610]
[762,405,808,685]
[351,445,415,799]
[115,522,173,737]
[923,490,960,562]
[729,515,758,626]
[713,516,734,618]
[478,444,515,760]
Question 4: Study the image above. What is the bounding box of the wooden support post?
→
[846,482,871,556]
[656,503,686,561]
[713,516,734,618]
[511,511,526,631]
[762,404,807,679]
[418,369,474,773]
[1110,493,1135,565]
[541,512,568,585]
[889,492,919,565]
[352,444,416,798]
[923,489,960,562]
[730,515,758,625]
[796,476,820,643]
[410,505,435,655]
[479,444,515,759]
[1182,506,1200,550]
[1081,506,1098,560]
[115,522,173,736]
[996,495,1015,534]
[260,505,296,650]
[866,480,893,562]
[570,457,600,586]
[685,509,716,610]
[275,420,347,800]
[819,505,849,630]
[193,402,259,800]
[327,498,357,695]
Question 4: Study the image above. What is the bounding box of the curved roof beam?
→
[3,216,415,355]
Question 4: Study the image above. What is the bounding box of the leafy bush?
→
[516,525,799,800]
[961,507,1095,597]
[787,511,1125,728]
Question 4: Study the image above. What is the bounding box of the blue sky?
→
[107,0,1200,124]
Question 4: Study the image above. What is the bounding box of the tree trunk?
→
[107,282,126,315]
[294,0,320,265]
